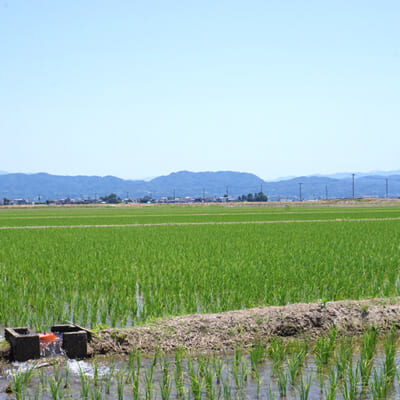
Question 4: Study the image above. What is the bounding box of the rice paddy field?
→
[1,203,400,330]
[2,202,400,399]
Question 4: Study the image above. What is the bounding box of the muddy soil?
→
[88,298,400,355]
[2,298,400,361]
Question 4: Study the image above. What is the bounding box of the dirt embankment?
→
[1,298,399,361]
[88,298,400,356]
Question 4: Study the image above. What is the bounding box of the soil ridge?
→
[89,298,400,355]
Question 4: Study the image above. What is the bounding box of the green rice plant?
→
[89,385,103,400]
[203,360,215,398]
[159,372,172,400]
[265,384,275,400]
[359,327,377,387]
[313,326,337,368]
[187,358,204,400]
[287,354,301,385]
[143,363,155,400]
[296,375,312,400]
[116,369,125,400]
[212,352,223,385]
[104,360,115,395]
[63,362,69,389]
[253,366,261,399]
[222,377,231,400]
[79,367,90,400]
[324,366,338,400]
[249,340,267,369]
[174,347,185,396]
[277,370,287,397]
[335,336,353,380]
[268,338,286,374]
[237,358,249,390]
[92,359,99,388]
[231,357,239,387]
[9,363,37,400]
[371,367,389,400]
[159,355,172,400]
[48,375,64,400]
[383,325,397,383]
[341,363,359,400]
[39,369,47,391]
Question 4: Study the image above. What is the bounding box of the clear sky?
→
[1,1,399,181]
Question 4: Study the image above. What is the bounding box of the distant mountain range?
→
[0,170,399,201]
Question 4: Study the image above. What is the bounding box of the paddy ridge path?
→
[89,298,400,355]
[0,217,399,229]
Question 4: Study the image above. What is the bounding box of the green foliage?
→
[237,192,268,202]
[100,193,121,204]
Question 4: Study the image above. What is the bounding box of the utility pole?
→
[352,173,355,199]
[226,186,229,197]
[203,188,205,202]
[325,185,328,201]
[261,184,263,194]
[298,183,303,202]
[386,178,389,199]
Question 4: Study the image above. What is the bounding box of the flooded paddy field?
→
[2,328,400,399]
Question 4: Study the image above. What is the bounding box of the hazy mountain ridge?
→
[0,170,399,201]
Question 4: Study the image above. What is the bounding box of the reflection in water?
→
[1,335,400,399]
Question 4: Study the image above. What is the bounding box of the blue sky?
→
[1,1,399,180]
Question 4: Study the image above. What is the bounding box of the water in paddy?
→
[1,335,400,399]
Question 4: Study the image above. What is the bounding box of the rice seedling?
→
[265,384,275,400]
[359,327,378,387]
[383,325,397,383]
[289,357,303,386]
[143,363,155,400]
[341,363,359,400]
[268,338,286,374]
[90,385,103,400]
[159,355,172,400]
[9,363,37,400]
[324,366,338,400]
[79,366,90,400]
[116,369,125,400]
[92,359,99,388]
[187,358,204,400]
[277,370,287,397]
[296,375,312,400]
[175,347,185,396]
[237,358,249,390]
[48,375,64,399]
[203,360,215,398]
[104,360,115,395]
[371,367,390,400]
[222,377,232,400]
[212,352,223,384]
[313,326,337,368]
[249,340,267,368]
[335,336,353,380]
